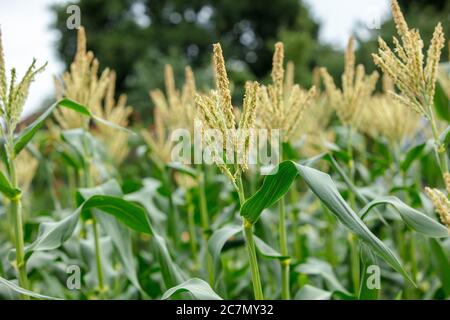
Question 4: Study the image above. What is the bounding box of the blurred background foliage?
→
[50,0,450,118]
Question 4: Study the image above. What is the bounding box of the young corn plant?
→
[195,43,263,299]
[257,42,315,299]
[0,28,111,299]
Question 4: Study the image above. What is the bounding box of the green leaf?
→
[241,162,298,224]
[243,160,414,285]
[161,278,223,300]
[13,99,90,155]
[296,258,351,296]
[358,244,379,300]
[208,225,241,269]
[434,80,450,122]
[359,196,449,238]
[14,98,133,156]
[401,143,427,172]
[295,163,414,286]
[19,209,81,260]
[430,239,450,297]
[78,182,185,288]
[0,170,21,199]
[295,285,332,300]
[77,180,142,291]
[83,195,152,234]
[166,162,198,178]
[124,178,166,225]
[254,236,289,260]
[0,276,62,300]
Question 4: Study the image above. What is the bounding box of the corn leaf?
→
[19,208,81,261]
[0,277,62,300]
[430,239,450,297]
[254,236,289,260]
[295,285,332,300]
[208,225,241,271]
[359,196,449,238]
[0,170,21,199]
[77,180,142,291]
[79,183,185,288]
[242,161,415,285]
[161,278,222,300]
[295,258,351,296]
[358,244,380,300]
[14,98,132,156]
[401,143,428,172]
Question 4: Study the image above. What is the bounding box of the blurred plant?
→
[359,75,421,147]
[321,37,379,130]
[257,42,316,143]
[294,67,334,157]
[54,27,133,166]
[142,64,197,165]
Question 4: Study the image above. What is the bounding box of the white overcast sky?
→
[0,0,390,117]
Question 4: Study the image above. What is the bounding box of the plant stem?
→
[346,126,360,294]
[82,133,106,296]
[197,167,215,286]
[243,219,264,300]
[289,188,302,261]
[186,193,198,266]
[11,197,29,298]
[277,150,290,300]
[92,216,105,294]
[237,177,264,300]
[7,145,29,299]
[279,193,290,299]
[162,167,180,248]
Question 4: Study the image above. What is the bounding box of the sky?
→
[0,0,390,117]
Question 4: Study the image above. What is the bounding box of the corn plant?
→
[1,0,450,301]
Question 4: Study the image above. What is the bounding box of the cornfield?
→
[1,0,450,301]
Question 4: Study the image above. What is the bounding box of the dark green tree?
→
[50,0,328,115]
[355,0,450,75]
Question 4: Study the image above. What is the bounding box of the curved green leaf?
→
[208,225,241,267]
[162,278,222,300]
[242,160,414,285]
[254,236,289,260]
[295,163,414,285]
[14,99,90,155]
[83,196,151,234]
[401,143,427,172]
[14,98,132,156]
[0,170,21,199]
[295,285,332,300]
[359,196,449,238]
[21,209,81,260]
[241,161,298,223]
[295,258,351,296]
[0,276,62,300]
[166,162,198,178]
[78,183,185,288]
[430,239,450,297]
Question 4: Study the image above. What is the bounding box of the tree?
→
[51,0,326,115]
[355,0,450,75]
